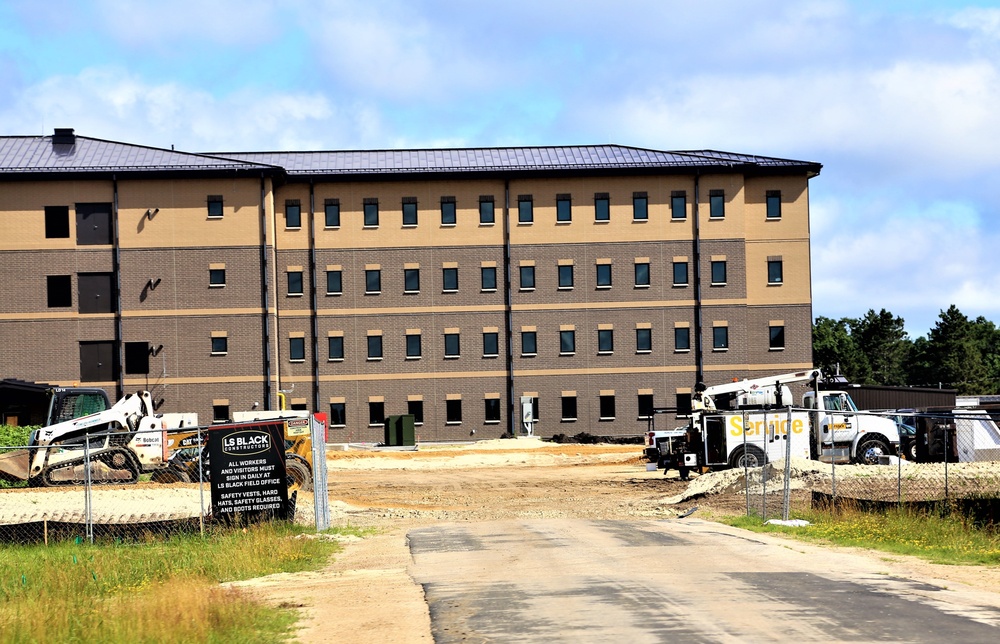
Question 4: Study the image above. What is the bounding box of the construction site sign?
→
[208,421,290,522]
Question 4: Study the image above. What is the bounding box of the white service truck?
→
[655,369,900,473]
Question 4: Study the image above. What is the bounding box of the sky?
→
[1,0,999,338]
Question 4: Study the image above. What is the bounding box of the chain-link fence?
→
[0,417,329,544]
[735,408,1000,522]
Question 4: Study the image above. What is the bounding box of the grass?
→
[0,522,364,643]
[722,506,1000,566]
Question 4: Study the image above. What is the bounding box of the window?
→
[560,330,576,355]
[596,263,612,288]
[633,192,648,221]
[558,265,574,289]
[766,190,782,219]
[556,194,572,222]
[289,337,305,361]
[47,275,72,307]
[406,333,422,359]
[330,402,346,426]
[636,328,652,353]
[363,198,379,226]
[769,325,785,350]
[768,259,783,284]
[672,262,689,286]
[485,398,501,423]
[408,400,424,424]
[483,332,499,357]
[207,196,223,218]
[599,395,616,420]
[76,203,112,245]
[213,405,230,423]
[367,335,383,360]
[444,333,460,358]
[442,267,458,292]
[327,270,342,295]
[45,206,70,238]
[671,191,686,220]
[78,272,114,313]
[446,399,463,424]
[287,271,303,296]
[561,396,577,421]
[675,327,691,352]
[441,197,456,225]
[598,329,614,354]
[594,193,610,221]
[365,269,381,294]
[211,336,228,354]
[713,326,729,350]
[479,196,495,224]
[709,189,725,219]
[209,268,226,287]
[369,401,385,426]
[402,197,418,226]
[711,261,727,285]
[518,195,533,223]
[404,268,420,293]
[481,266,497,291]
[124,341,150,375]
[634,262,650,287]
[285,200,301,228]
[519,265,535,290]
[325,199,341,227]
[328,336,344,360]
[80,341,117,382]
[638,394,654,419]
[521,331,537,356]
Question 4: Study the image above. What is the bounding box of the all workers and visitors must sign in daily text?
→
[208,421,289,521]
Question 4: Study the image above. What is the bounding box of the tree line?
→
[813,305,1000,395]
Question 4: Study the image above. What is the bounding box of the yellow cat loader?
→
[154,415,314,492]
[0,391,168,486]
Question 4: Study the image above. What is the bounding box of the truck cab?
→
[802,390,900,464]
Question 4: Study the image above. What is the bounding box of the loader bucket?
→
[0,449,30,483]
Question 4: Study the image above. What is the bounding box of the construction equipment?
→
[0,379,110,427]
[0,391,167,486]
[154,413,315,491]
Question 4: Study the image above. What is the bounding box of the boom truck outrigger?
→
[654,369,900,474]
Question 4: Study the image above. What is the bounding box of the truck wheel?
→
[855,437,890,465]
[729,445,766,469]
[286,456,313,492]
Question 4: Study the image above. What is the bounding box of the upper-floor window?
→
[483,332,499,357]
[363,198,379,226]
[556,194,572,222]
[327,270,342,295]
[442,267,459,292]
[479,196,495,224]
[209,268,226,287]
[211,335,228,355]
[289,337,305,362]
[207,195,223,219]
[559,330,576,355]
[769,325,785,350]
[672,262,689,286]
[45,206,70,238]
[520,265,535,290]
[594,193,610,222]
[287,270,303,296]
[675,327,690,352]
[634,262,650,287]
[328,336,344,360]
[47,275,72,307]
[709,189,725,219]
[632,192,648,221]
[598,329,614,354]
[558,264,574,289]
[367,335,383,360]
[406,333,422,359]
[768,259,784,284]
[596,263,612,288]
[365,269,381,294]
[766,190,782,219]
[671,191,686,220]
[404,268,420,293]
[636,328,652,353]
[444,333,461,358]
[325,198,340,227]
[441,196,456,225]
[713,326,729,350]
[285,200,301,228]
[711,260,727,285]
[402,197,418,226]
[518,195,533,223]
[521,331,537,356]
[481,266,497,291]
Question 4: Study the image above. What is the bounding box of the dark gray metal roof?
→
[0,134,274,175]
[216,145,821,176]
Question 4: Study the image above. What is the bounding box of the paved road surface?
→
[408,518,1000,643]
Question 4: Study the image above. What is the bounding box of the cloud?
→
[92,0,280,49]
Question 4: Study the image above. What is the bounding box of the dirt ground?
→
[228,441,1000,643]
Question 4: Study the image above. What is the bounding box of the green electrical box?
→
[384,414,416,446]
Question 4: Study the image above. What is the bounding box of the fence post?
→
[782,406,792,521]
[944,422,950,512]
[760,412,767,520]
[897,446,901,505]
[198,424,205,538]
[84,435,93,544]
[311,415,330,531]
[743,410,750,517]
